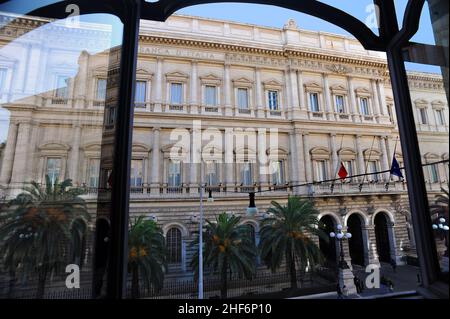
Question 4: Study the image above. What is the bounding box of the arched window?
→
[166,228,182,264]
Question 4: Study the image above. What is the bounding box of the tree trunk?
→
[220,258,228,299]
[36,265,48,299]
[131,266,140,299]
[287,251,297,289]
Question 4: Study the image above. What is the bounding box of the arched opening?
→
[166,227,182,265]
[319,215,337,267]
[374,213,392,263]
[347,214,365,266]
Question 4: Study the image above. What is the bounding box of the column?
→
[371,79,381,123]
[296,71,307,119]
[225,129,234,188]
[255,67,264,118]
[330,133,338,178]
[190,60,199,114]
[153,58,163,112]
[289,69,300,119]
[224,63,233,116]
[150,127,161,193]
[303,133,312,183]
[257,128,268,188]
[68,125,82,186]
[377,79,390,118]
[347,76,358,123]
[355,135,365,181]
[288,131,299,185]
[322,73,334,120]
[0,122,18,185]
[294,129,306,184]
[10,122,32,185]
[190,127,200,193]
[379,136,390,181]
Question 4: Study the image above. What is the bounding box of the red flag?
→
[107,170,113,188]
[338,162,348,180]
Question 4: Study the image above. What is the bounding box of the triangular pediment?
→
[263,79,282,87]
[165,71,188,78]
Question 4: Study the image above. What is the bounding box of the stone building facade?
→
[0,14,448,276]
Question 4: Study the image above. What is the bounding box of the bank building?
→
[0,13,448,297]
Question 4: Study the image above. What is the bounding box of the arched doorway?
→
[347,214,365,266]
[374,213,392,263]
[319,215,337,267]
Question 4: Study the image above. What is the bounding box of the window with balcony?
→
[88,158,100,188]
[335,95,345,114]
[237,88,249,110]
[345,160,354,181]
[135,80,147,108]
[315,160,328,181]
[436,109,445,125]
[205,85,217,106]
[419,108,428,124]
[271,160,284,185]
[359,97,370,116]
[55,75,69,99]
[168,161,182,187]
[170,82,183,105]
[206,161,219,186]
[241,162,253,185]
[130,159,143,187]
[429,164,440,183]
[167,227,182,264]
[268,90,279,111]
[309,92,320,112]
[46,158,62,185]
[368,160,379,182]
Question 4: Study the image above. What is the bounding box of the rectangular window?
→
[46,158,62,185]
[55,75,69,98]
[268,90,279,111]
[345,161,354,180]
[205,85,217,106]
[130,160,143,187]
[387,105,394,122]
[206,161,219,185]
[241,162,253,185]
[0,68,7,92]
[88,159,100,187]
[436,109,445,125]
[105,106,116,126]
[237,88,249,109]
[368,161,379,181]
[430,164,439,183]
[271,160,284,185]
[168,161,182,187]
[419,108,428,124]
[135,80,147,107]
[360,97,370,115]
[96,78,107,100]
[316,160,328,181]
[309,92,320,112]
[170,83,183,105]
[335,95,345,113]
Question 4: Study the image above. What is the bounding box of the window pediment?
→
[355,87,371,96]
[165,71,189,83]
[424,152,439,160]
[263,79,283,90]
[363,149,381,159]
[38,142,70,157]
[414,98,428,108]
[232,77,253,88]
[431,100,446,109]
[266,146,288,158]
[330,84,347,94]
[304,81,322,92]
[200,73,222,85]
[310,147,330,160]
[162,143,189,160]
[338,147,356,159]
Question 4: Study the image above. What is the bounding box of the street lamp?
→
[330,224,352,269]
[432,217,449,257]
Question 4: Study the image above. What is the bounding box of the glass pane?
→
[0,6,123,299]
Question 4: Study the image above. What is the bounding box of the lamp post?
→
[432,217,449,260]
[330,224,352,269]
[329,224,357,296]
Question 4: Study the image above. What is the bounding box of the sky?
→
[176,0,440,73]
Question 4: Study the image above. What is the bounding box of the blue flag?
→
[390,156,403,178]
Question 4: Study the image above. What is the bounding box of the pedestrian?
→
[354,277,361,293]
[337,283,343,299]
[390,258,397,273]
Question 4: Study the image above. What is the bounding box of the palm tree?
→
[430,185,449,219]
[191,213,257,299]
[0,176,90,298]
[128,216,167,298]
[259,196,327,289]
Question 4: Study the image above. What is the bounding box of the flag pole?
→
[359,136,376,191]
[331,134,344,193]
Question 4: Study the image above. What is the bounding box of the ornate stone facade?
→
[0,14,448,276]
